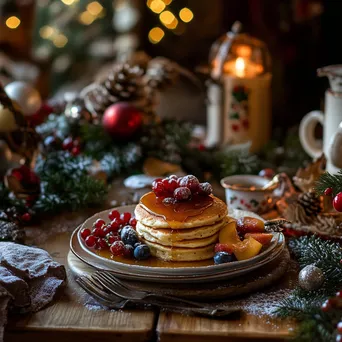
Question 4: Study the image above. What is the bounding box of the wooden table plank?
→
[5,232,156,342]
[156,312,294,342]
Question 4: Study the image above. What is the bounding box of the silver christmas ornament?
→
[298,265,324,291]
[4,81,42,116]
[64,98,93,123]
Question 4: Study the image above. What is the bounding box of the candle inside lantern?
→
[235,57,246,77]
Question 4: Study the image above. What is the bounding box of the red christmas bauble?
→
[333,192,342,212]
[102,102,143,139]
[258,168,275,179]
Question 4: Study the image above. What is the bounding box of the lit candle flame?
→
[235,57,245,77]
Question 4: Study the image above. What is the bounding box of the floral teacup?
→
[220,175,279,214]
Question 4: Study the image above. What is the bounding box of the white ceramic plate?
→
[70,205,285,283]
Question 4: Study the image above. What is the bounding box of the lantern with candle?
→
[206,22,272,152]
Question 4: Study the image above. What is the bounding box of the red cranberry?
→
[80,228,91,240]
[129,217,137,227]
[62,137,74,150]
[198,182,213,196]
[94,219,105,229]
[152,180,165,197]
[120,212,131,224]
[179,175,199,193]
[11,169,24,182]
[162,197,175,205]
[109,209,120,221]
[97,238,108,250]
[102,226,111,236]
[168,175,178,180]
[71,146,81,156]
[110,241,125,256]
[167,179,178,192]
[85,235,97,248]
[123,244,134,258]
[174,187,191,201]
[109,219,120,232]
[92,227,102,237]
[107,235,120,244]
[21,212,32,222]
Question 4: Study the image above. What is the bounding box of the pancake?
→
[137,225,219,248]
[141,238,216,261]
[136,216,229,244]
[135,195,228,229]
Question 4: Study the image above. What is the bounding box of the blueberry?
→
[134,244,151,260]
[120,225,139,246]
[134,242,142,248]
[214,252,235,265]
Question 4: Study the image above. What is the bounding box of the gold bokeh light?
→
[79,11,95,25]
[179,8,194,23]
[39,25,55,39]
[159,10,175,26]
[61,0,75,5]
[87,1,103,16]
[53,34,68,48]
[149,0,165,13]
[148,27,165,44]
[6,16,21,29]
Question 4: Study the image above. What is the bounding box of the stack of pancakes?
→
[134,196,228,261]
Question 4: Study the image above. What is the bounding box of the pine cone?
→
[145,57,179,91]
[84,63,148,116]
[0,211,25,243]
[297,192,322,217]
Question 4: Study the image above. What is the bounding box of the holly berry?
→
[321,299,334,312]
[333,192,342,212]
[62,137,74,150]
[109,209,120,221]
[110,241,125,256]
[120,212,131,224]
[337,322,342,333]
[174,187,191,201]
[258,168,275,179]
[324,187,333,196]
[21,212,31,222]
[336,291,342,298]
[94,219,106,229]
[85,235,97,248]
[11,169,23,182]
[81,228,91,240]
[71,146,81,156]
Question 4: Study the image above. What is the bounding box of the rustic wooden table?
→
[4,230,295,342]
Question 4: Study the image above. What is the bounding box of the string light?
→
[39,25,55,39]
[79,11,95,25]
[61,0,75,5]
[149,0,165,14]
[148,27,164,44]
[6,16,21,29]
[86,1,103,16]
[159,10,175,25]
[53,34,68,48]
[179,8,194,23]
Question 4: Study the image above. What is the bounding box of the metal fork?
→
[76,276,129,309]
[91,271,238,317]
[80,274,239,317]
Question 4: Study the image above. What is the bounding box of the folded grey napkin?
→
[0,242,66,341]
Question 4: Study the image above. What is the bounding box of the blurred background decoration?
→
[0,0,341,139]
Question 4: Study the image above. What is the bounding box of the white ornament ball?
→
[298,265,324,291]
[5,81,42,116]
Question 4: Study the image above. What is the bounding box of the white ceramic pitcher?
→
[299,65,342,174]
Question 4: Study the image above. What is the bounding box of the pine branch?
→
[315,170,342,197]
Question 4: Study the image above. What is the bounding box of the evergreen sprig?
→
[33,151,107,214]
[315,170,342,197]
[275,236,342,341]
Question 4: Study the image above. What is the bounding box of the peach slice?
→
[233,236,263,261]
[245,233,273,246]
[219,220,241,246]
[236,217,265,234]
